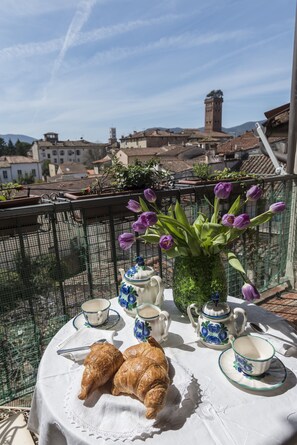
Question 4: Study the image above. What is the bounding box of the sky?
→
[0,0,295,142]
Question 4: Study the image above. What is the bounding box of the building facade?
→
[31,133,107,166]
[0,156,42,183]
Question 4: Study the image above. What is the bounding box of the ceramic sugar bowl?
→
[118,256,164,317]
[187,293,247,350]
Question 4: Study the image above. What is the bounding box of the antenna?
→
[255,123,287,175]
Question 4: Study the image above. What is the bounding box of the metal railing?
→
[0,175,296,404]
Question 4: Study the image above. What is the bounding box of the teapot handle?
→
[151,276,164,307]
[160,310,171,342]
[233,308,247,336]
[187,303,200,329]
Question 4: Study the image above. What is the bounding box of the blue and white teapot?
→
[187,292,247,350]
[118,256,164,317]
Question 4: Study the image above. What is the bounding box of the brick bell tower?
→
[204,90,223,132]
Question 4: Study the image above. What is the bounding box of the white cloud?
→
[88,29,250,65]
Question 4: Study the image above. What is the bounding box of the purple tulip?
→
[269,202,286,213]
[246,185,263,201]
[144,188,157,203]
[118,233,135,250]
[138,211,158,227]
[214,182,232,199]
[159,235,174,250]
[126,199,142,213]
[132,219,146,234]
[221,214,235,227]
[242,283,260,301]
[233,213,250,230]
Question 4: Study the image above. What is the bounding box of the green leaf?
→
[211,196,219,223]
[194,213,207,225]
[141,234,160,244]
[164,246,183,258]
[158,214,193,237]
[212,233,226,246]
[139,197,149,212]
[227,252,246,275]
[174,201,189,227]
[228,195,242,215]
[250,212,272,227]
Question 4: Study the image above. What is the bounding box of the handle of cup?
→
[187,303,199,329]
[160,310,171,341]
[233,308,247,336]
[151,275,164,307]
[97,310,104,324]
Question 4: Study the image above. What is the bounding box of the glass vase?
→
[172,254,227,313]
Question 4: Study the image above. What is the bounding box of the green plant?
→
[119,184,286,301]
[0,183,23,201]
[109,158,172,191]
[193,163,212,180]
[0,269,24,313]
[213,168,256,181]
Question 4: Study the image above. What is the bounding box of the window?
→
[68,150,73,155]
[47,154,51,159]
[53,150,57,155]
[60,158,64,163]
[60,150,64,155]
[3,171,7,179]
[32,169,36,176]
[42,153,46,158]
[17,170,22,177]
[54,158,57,164]
[76,150,80,155]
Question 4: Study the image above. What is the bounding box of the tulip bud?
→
[269,202,286,213]
[144,188,157,203]
[221,214,235,227]
[242,283,260,301]
[159,235,174,250]
[214,182,232,199]
[233,213,250,230]
[118,233,135,250]
[246,185,262,201]
[126,199,142,213]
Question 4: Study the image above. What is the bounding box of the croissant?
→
[123,337,169,373]
[112,356,170,419]
[78,342,124,400]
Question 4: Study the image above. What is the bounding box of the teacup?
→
[231,335,275,376]
[134,303,171,343]
[81,298,111,327]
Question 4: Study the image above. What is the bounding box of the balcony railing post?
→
[286,179,297,287]
[50,210,66,315]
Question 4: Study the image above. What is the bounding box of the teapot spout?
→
[119,268,125,281]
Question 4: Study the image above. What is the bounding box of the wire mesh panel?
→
[0,177,295,404]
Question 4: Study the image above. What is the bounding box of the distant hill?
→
[223,121,264,137]
[0,134,37,144]
[147,121,263,137]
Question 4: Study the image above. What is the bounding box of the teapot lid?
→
[124,256,155,282]
[202,292,230,319]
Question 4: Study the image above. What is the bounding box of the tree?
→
[206,89,223,99]
[42,159,51,177]
[84,147,107,168]
[15,139,31,156]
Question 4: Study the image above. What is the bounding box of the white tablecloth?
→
[28,290,297,445]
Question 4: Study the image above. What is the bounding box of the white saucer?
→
[218,347,287,391]
[73,309,120,331]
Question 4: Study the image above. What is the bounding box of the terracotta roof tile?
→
[240,154,276,175]
[217,131,259,154]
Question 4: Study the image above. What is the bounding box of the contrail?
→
[50,0,97,83]
[32,0,97,123]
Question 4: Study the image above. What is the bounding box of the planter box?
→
[0,195,41,236]
[64,191,134,224]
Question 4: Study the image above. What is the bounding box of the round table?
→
[28,290,297,445]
